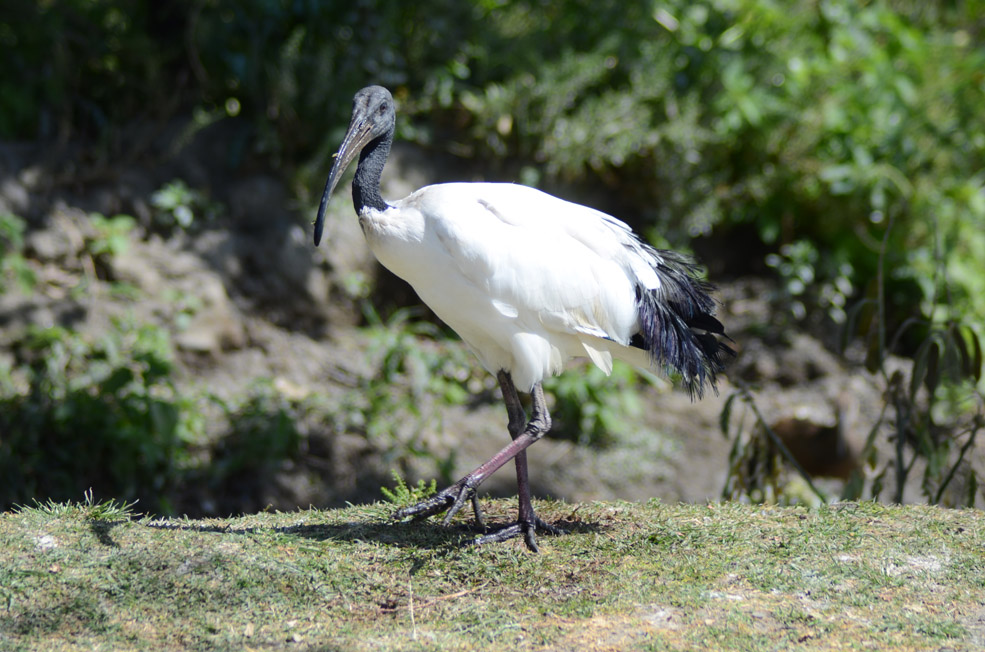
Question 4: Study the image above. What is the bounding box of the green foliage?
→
[0,319,203,515]
[720,386,829,505]
[766,240,854,324]
[150,180,222,232]
[177,0,483,166]
[161,288,204,332]
[723,218,984,507]
[845,313,984,507]
[337,308,477,484]
[77,489,139,522]
[86,213,136,260]
[0,0,178,139]
[363,307,472,410]
[210,380,303,483]
[545,361,659,447]
[379,470,437,508]
[842,216,984,506]
[172,0,985,335]
[723,336,983,509]
[6,1,983,329]
[0,212,36,293]
[0,318,320,515]
[440,0,985,329]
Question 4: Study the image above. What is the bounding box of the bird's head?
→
[314,85,396,246]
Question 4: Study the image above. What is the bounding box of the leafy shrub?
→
[0,213,35,293]
[435,1,985,333]
[86,213,136,260]
[545,361,660,448]
[150,180,222,232]
[179,0,985,340]
[0,320,321,515]
[210,380,303,483]
[722,219,984,506]
[380,470,437,508]
[335,308,478,484]
[7,1,982,329]
[0,320,204,514]
[0,1,180,139]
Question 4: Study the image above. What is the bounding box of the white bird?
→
[315,86,732,551]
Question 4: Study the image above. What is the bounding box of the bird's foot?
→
[473,514,567,553]
[391,477,482,526]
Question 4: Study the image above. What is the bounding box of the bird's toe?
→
[533,515,567,536]
[390,479,478,524]
[391,494,452,522]
[472,514,565,553]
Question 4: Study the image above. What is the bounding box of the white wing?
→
[362,182,657,389]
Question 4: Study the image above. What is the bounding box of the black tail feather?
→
[634,251,735,399]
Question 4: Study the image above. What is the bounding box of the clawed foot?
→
[391,483,566,552]
[391,478,481,526]
[474,514,566,553]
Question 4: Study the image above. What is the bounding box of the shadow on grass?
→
[88,520,123,547]
[144,513,606,551]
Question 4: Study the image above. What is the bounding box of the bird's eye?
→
[378,102,388,114]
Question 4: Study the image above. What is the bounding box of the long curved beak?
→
[313,115,377,246]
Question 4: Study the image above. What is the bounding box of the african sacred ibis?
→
[315,86,733,551]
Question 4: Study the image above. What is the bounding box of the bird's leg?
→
[473,375,565,552]
[391,375,560,548]
[501,370,532,528]
[472,370,536,529]
[465,369,528,531]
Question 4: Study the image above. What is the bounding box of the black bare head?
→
[314,85,396,246]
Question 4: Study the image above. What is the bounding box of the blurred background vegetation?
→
[1,0,983,514]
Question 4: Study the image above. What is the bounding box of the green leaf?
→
[719,391,740,440]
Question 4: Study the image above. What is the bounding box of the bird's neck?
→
[352,134,391,213]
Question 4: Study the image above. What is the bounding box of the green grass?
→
[1,499,983,650]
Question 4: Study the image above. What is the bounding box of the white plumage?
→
[361,182,655,391]
[314,86,731,551]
